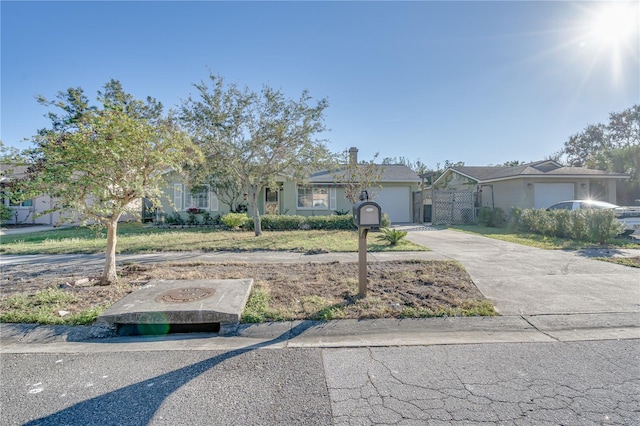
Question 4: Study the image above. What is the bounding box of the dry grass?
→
[0,260,495,325]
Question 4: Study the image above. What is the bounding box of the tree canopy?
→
[180,74,332,236]
[19,80,199,284]
[562,104,639,204]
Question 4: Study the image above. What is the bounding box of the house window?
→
[7,192,32,208]
[188,186,211,210]
[297,185,329,209]
[174,183,219,211]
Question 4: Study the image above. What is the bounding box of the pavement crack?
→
[521,315,560,341]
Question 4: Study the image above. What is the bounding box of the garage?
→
[534,183,575,209]
[372,186,411,224]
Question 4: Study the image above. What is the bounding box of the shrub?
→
[186,212,200,225]
[585,209,624,244]
[547,209,572,238]
[381,213,391,228]
[201,212,220,225]
[221,212,249,229]
[375,228,408,245]
[306,215,357,230]
[478,207,506,227]
[0,204,14,225]
[259,214,305,230]
[165,212,184,225]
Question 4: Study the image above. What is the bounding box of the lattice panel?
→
[432,190,475,225]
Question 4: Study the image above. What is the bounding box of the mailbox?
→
[353,201,381,228]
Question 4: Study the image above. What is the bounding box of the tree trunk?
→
[249,186,262,236]
[100,218,120,285]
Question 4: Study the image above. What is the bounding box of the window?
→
[175,183,219,211]
[297,185,329,209]
[188,187,210,210]
[7,193,33,208]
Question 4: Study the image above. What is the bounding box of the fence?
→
[432,190,475,225]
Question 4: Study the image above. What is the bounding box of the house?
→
[0,164,67,226]
[157,148,421,224]
[1,164,140,226]
[428,160,630,224]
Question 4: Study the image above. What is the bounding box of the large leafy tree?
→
[562,104,640,204]
[21,80,199,285]
[180,74,332,236]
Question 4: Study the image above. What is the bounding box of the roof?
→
[438,160,629,184]
[308,164,420,183]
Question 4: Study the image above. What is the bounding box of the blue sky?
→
[2,1,638,169]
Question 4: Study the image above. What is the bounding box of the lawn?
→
[5,223,495,327]
[0,222,428,255]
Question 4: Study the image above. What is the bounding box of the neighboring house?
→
[429,160,629,224]
[0,164,64,226]
[1,164,140,226]
[158,148,421,224]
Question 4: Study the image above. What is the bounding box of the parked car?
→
[547,200,640,236]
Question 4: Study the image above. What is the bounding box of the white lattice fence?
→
[432,190,475,225]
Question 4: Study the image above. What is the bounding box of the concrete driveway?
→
[404,227,640,316]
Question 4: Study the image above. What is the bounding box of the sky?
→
[1,1,639,169]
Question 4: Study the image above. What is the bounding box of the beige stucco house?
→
[429,160,629,224]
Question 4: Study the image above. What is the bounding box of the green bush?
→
[375,227,408,245]
[509,207,624,244]
[0,204,14,225]
[165,212,185,225]
[306,215,357,230]
[547,209,572,238]
[221,212,249,229]
[478,207,506,227]
[259,214,305,230]
[381,213,391,228]
[585,209,624,244]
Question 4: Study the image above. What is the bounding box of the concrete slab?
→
[97,279,253,325]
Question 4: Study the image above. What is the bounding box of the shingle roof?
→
[448,160,628,183]
[308,164,420,183]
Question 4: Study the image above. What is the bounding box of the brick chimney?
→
[348,147,358,165]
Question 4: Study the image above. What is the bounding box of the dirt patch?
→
[0,258,493,321]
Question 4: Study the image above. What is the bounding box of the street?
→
[2,339,638,425]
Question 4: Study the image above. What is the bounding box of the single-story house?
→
[1,164,140,226]
[428,159,629,224]
[157,148,421,224]
[0,164,68,226]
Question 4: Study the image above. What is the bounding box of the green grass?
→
[450,225,640,250]
[0,222,428,255]
[0,289,104,325]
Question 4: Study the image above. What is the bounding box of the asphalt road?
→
[2,227,639,425]
[2,339,638,425]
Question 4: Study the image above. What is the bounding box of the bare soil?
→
[0,258,490,321]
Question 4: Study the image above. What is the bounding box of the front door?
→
[265,188,279,214]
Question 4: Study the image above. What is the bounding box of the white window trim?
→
[176,184,219,212]
[174,183,184,211]
[297,184,330,210]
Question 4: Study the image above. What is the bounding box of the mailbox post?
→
[353,199,382,297]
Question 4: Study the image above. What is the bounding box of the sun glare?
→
[589,2,638,46]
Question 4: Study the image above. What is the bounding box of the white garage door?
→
[371,186,411,224]
[534,183,575,209]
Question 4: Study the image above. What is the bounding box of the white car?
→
[546,200,640,236]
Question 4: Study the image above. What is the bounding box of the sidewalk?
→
[1,227,639,351]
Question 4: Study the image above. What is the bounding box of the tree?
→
[562,104,640,204]
[20,80,199,285]
[180,74,332,236]
[381,156,428,175]
[335,149,384,203]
